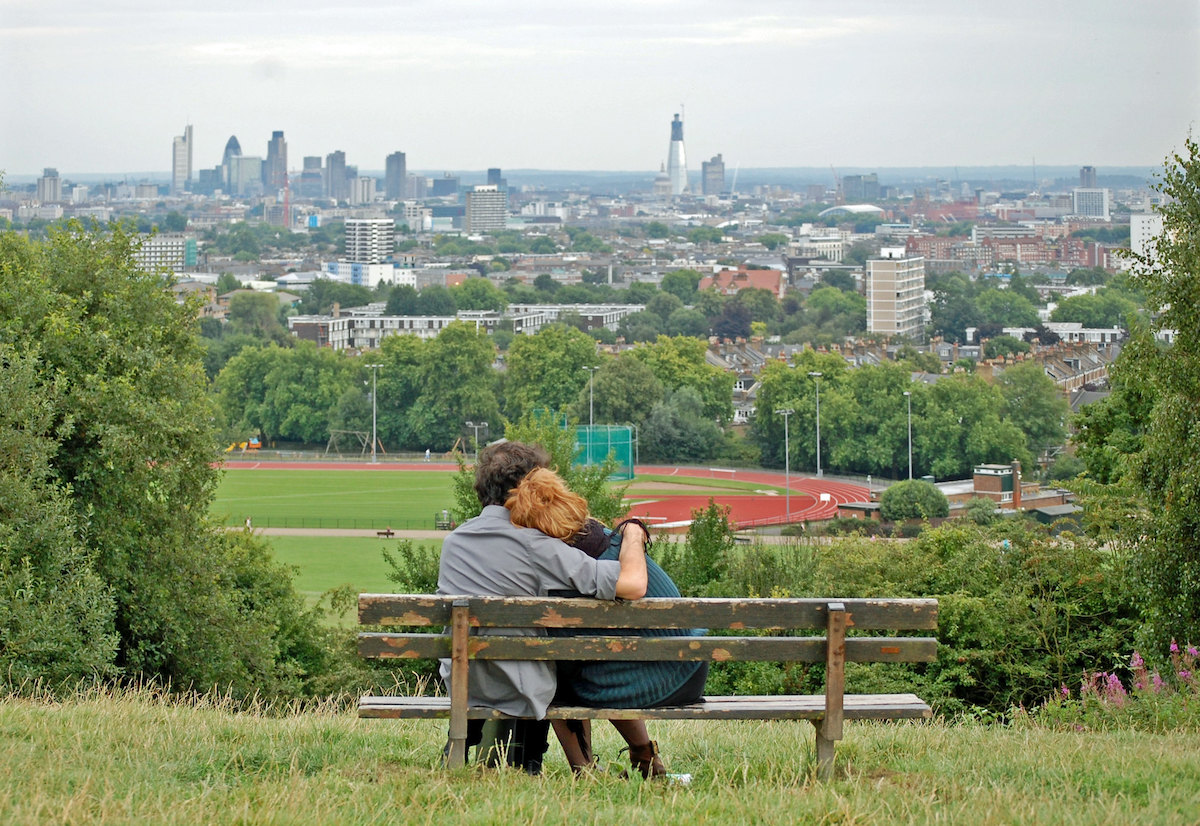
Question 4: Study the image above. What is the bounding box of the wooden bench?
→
[358,594,938,779]
[376,528,395,538]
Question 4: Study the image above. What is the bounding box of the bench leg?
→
[813,720,836,780]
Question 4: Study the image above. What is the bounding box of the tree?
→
[640,387,724,463]
[227,291,290,343]
[504,324,599,420]
[644,221,670,239]
[385,284,420,315]
[1107,137,1200,650]
[660,268,702,302]
[0,225,324,696]
[570,354,664,427]
[645,289,684,320]
[162,211,188,232]
[666,307,710,338]
[983,335,1030,360]
[976,288,1040,328]
[995,359,1070,459]
[879,480,949,521]
[758,232,789,251]
[628,336,734,423]
[1050,290,1139,329]
[450,278,508,312]
[416,284,457,315]
[297,278,372,315]
[732,287,779,323]
[404,322,501,451]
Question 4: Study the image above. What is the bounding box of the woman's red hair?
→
[505,468,588,540]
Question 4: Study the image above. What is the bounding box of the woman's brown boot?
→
[627,740,666,779]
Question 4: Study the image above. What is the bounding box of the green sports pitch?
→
[212,468,458,529]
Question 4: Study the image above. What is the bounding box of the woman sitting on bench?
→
[506,468,708,778]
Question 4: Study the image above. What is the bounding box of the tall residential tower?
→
[264,130,288,192]
[666,113,688,196]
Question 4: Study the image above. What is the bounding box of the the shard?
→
[666,113,688,196]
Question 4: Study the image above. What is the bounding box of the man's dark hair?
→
[474,441,550,507]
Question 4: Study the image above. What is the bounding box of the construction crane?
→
[830,166,843,204]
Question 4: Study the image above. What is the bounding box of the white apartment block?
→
[1130,212,1164,265]
[344,218,394,264]
[866,248,926,341]
[464,185,508,233]
[1072,188,1111,221]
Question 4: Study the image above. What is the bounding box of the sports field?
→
[212,468,457,529]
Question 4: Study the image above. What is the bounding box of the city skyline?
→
[2,1,1197,176]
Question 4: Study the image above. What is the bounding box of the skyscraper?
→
[701,154,725,196]
[325,150,348,201]
[385,151,407,200]
[1080,165,1097,188]
[666,113,688,196]
[221,135,242,192]
[264,130,288,192]
[171,124,193,195]
[300,156,324,199]
[36,168,62,203]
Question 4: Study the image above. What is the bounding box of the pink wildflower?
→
[1130,651,1144,669]
[1152,671,1165,692]
[1170,640,1179,654]
[1179,670,1192,681]
[1060,684,1070,699]
[1188,646,1198,659]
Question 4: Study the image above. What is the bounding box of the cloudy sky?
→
[2,0,1197,176]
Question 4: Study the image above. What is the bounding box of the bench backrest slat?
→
[359,594,938,631]
[357,632,938,664]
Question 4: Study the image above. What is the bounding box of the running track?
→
[221,460,869,529]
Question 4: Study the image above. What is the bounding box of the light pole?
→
[366,363,383,463]
[775,408,794,521]
[582,365,599,464]
[465,421,488,462]
[808,371,823,477]
[903,390,913,480]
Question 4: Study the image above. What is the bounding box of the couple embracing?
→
[436,440,707,776]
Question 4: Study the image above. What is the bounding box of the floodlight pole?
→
[808,371,823,477]
[904,390,913,480]
[775,407,795,521]
[582,365,599,464]
[366,363,383,463]
[465,421,488,462]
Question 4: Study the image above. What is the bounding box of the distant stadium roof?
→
[818,204,886,218]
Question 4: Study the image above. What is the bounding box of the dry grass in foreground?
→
[1,685,1198,825]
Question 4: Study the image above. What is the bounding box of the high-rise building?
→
[464,185,507,233]
[1130,212,1164,265]
[171,124,193,194]
[36,168,62,203]
[1072,188,1111,221]
[843,173,880,203]
[666,113,688,196]
[385,151,407,200]
[229,156,264,197]
[221,135,242,191]
[344,218,395,264]
[325,151,348,201]
[486,167,507,190]
[866,248,926,341]
[264,130,288,192]
[431,174,459,197]
[701,153,725,196]
[349,176,376,206]
[300,156,323,199]
[1080,165,1097,188]
[133,233,198,273]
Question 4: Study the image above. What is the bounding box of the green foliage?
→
[0,344,118,685]
[0,224,326,698]
[996,359,1070,458]
[382,540,442,593]
[1050,289,1140,328]
[983,335,1030,360]
[628,336,734,423]
[296,279,372,315]
[1118,137,1200,651]
[503,324,599,420]
[658,500,736,597]
[640,387,725,463]
[879,480,949,520]
[976,289,1040,328]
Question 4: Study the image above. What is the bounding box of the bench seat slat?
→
[357,633,937,664]
[357,693,932,722]
[359,595,938,631]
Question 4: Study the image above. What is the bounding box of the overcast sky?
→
[2,0,1197,176]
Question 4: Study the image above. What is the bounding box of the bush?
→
[879,479,949,521]
[658,500,736,597]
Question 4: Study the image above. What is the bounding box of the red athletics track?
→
[221,460,869,529]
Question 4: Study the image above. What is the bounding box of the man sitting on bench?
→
[435,441,649,774]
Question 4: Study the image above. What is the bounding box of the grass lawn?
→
[4,687,1198,825]
[213,469,458,529]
